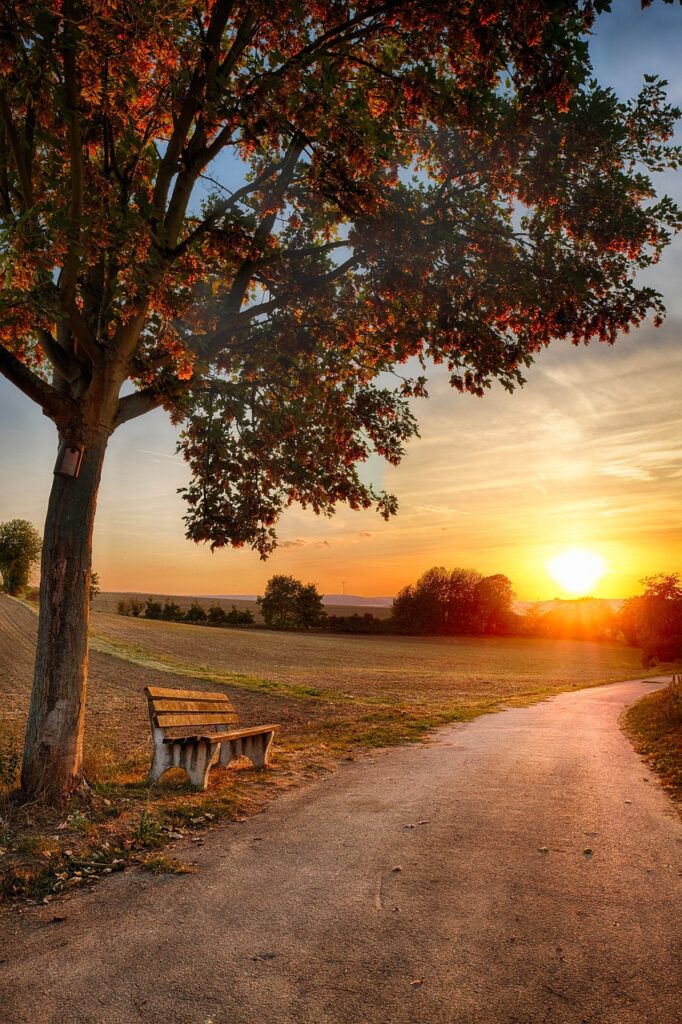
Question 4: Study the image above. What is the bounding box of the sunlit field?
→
[92,608,645,705]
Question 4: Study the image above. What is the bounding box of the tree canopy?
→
[1,1,680,555]
[619,573,682,665]
[392,566,515,635]
[0,519,42,595]
[258,574,325,630]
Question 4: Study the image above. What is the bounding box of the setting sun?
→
[547,549,607,596]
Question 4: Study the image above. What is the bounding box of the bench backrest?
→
[145,685,240,740]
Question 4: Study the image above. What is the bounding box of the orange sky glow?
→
[4,330,679,602]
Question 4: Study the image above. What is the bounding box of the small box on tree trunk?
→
[54,443,84,478]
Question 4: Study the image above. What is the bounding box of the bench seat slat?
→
[146,686,228,702]
[151,699,236,714]
[162,724,277,742]
[162,728,236,742]
[162,722,236,735]
[220,724,278,740]
[156,711,239,728]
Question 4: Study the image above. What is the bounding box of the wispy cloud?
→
[279,538,331,549]
[136,448,183,463]
[410,503,473,517]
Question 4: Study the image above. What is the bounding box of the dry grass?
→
[0,593,656,908]
[624,678,682,802]
[140,854,197,875]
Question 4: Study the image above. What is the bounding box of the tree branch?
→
[58,2,90,358]
[255,239,347,268]
[206,139,305,332]
[62,299,102,365]
[113,387,166,429]
[0,345,73,420]
[162,9,262,249]
[36,329,82,383]
[151,0,237,227]
[0,92,33,209]
[244,2,399,90]
[203,252,361,360]
[167,159,286,258]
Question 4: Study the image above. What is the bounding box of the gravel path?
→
[2,677,680,1024]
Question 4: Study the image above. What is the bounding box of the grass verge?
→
[0,762,296,906]
[624,676,682,803]
[141,854,197,875]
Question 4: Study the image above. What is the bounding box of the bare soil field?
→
[2,596,648,765]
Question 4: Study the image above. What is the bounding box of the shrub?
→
[89,571,101,604]
[161,600,184,622]
[325,613,390,634]
[226,605,254,626]
[117,600,130,616]
[144,598,163,620]
[185,601,208,623]
[208,605,227,625]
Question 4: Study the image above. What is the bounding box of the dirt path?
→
[2,678,680,1024]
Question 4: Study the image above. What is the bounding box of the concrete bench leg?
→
[149,739,219,790]
[148,738,175,784]
[182,739,220,789]
[219,731,274,771]
[218,737,240,768]
[244,730,274,769]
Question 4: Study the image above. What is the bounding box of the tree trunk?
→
[21,430,108,803]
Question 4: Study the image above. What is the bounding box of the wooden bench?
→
[145,686,277,790]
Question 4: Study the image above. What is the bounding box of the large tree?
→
[258,574,325,630]
[619,573,682,665]
[391,566,514,635]
[0,518,42,595]
[0,1,679,802]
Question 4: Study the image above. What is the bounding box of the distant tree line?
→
[255,566,519,636]
[117,597,254,627]
[325,613,393,635]
[111,568,682,666]
[391,567,517,636]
